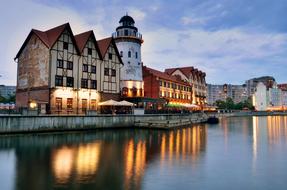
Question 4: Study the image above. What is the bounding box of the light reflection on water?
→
[0,116,287,190]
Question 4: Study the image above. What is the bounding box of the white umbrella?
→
[98,99,120,106]
[118,100,135,107]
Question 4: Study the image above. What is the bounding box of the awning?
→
[98,99,120,106]
[98,99,135,107]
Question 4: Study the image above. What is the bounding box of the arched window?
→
[122,87,128,97]
[128,51,131,58]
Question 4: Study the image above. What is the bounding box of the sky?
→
[0,0,287,85]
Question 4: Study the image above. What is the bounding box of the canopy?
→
[118,100,135,106]
[98,99,120,106]
[98,100,135,107]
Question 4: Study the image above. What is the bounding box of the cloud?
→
[127,8,146,21]
[142,27,287,84]
[0,0,99,85]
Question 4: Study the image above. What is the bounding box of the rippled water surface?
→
[1,116,287,190]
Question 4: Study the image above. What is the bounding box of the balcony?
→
[112,31,143,41]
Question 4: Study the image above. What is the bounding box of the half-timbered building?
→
[15,23,122,114]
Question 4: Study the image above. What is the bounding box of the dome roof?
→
[119,15,135,24]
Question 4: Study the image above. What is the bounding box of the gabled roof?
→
[165,66,206,78]
[15,23,80,59]
[144,66,191,86]
[74,30,102,58]
[97,37,123,64]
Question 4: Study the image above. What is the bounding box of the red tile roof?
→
[74,30,93,53]
[15,23,123,62]
[143,66,191,86]
[97,37,123,64]
[165,66,206,78]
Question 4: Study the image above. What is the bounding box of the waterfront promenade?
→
[0,113,207,134]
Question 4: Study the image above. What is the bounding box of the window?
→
[91,99,97,110]
[120,51,123,57]
[163,82,166,87]
[83,64,88,72]
[56,98,62,111]
[67,98,73,110]
[67,77,74,87]
[63,42,68,50]
[67,61,73,70]
[104,68,109,76]
[135,52,138,59]
[128,61,130,64]
[109,53,113,60]
[82,99,87,113]
[138,62,141,66]
[91,80,97,89]
[57,59,63,68]
[88,48,92,55]
[124,29,128,36]
[55,75,63,86]
[128,51,131,58]
[122,87,128,97]
[111,69,116,77]
[159,81,162,86]
[81,78,88,88]
[167,82,170,88]
[91,66,96,74]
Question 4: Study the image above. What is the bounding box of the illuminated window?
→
[91,99,97,110]
[122,87,128,97]
[67,98,73,110]
[55,97,62,111]
[132,87,137,97]
[82,99,87,113]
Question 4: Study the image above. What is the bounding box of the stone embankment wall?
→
[0,113,206,134]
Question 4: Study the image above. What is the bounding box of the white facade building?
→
[253,82,268,111]
[113,15,144,97]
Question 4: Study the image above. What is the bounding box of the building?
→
[143,66,192,107]
[245,76,275,97]
[207,84,248,105]
[252,82,286,111]
[112,14,144,98]
[278,84,287,91]
[15,23,122,114]
[164,67,206,105]
[0,85,16,98]
[252,82,268,111]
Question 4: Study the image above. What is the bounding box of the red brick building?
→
[143,66,192,105]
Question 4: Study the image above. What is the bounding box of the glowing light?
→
[52,147,74,184]
[29,101,37,109]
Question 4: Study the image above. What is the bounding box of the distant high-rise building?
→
[207,84,247,105]
[245,76,275,97]
[0,85,16,98]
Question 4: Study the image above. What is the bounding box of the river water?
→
[0,116,287,190]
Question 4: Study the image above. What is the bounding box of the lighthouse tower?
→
[112,14,144,98]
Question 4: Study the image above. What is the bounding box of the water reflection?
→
[0,117,287,190]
